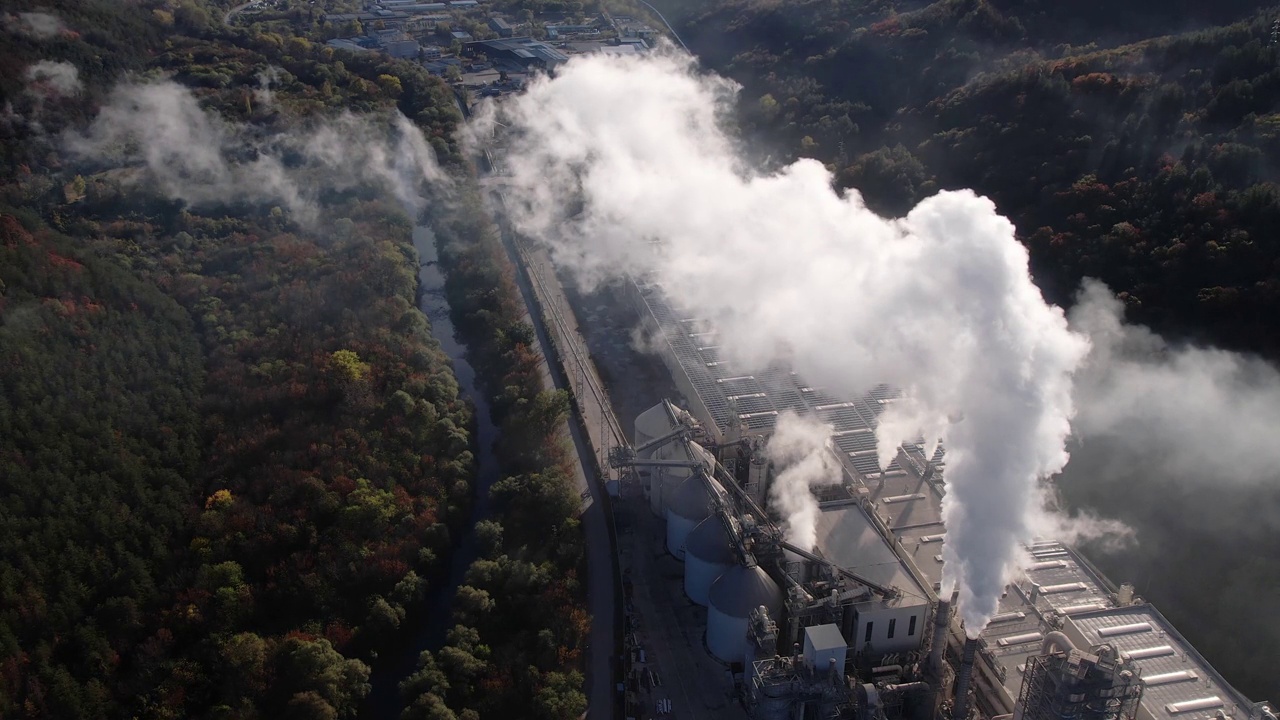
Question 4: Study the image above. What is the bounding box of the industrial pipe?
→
[952,638,979,720]
[884,682,931,695]
[1040,631,1076,657]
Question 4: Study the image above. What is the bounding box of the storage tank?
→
[707,564,784,664]
[684,516,736,605]
[666,475,715,559]
[649,460,691,518]
[634,403,670,452]
[636,403,681,517]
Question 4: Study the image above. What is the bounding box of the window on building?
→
[888,619,896,639]
[908,615,917,636]
[864,622,874,644]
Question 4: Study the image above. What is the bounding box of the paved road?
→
[629,0,689,52]
[223,1,252,26]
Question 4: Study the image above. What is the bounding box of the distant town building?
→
[423,56,462,76]
[488,17,513,37]
[568,42,640,56]
[545,23,597,39]
[620,24,657,41]
[615,36,648,50]
[451,30,473,41]
[326,37,373,52]
[464,36,567,69]
[324,12,382,23]
[390,3,447,12]
[380,33,420,58]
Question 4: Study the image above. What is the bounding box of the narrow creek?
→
[363,225,502,718]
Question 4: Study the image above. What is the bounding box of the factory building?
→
[616,278,1273,720]
[619,401,932,673]
[463,37,568,69]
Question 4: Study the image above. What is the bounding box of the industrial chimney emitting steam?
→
[952,637,980,720]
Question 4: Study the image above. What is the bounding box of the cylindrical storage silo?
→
[634,403,670,451]
[665,475,714,560]
[684,516,736,605]
[706,564,783,664]
[649,461,691,518]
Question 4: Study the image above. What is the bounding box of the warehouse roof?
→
[813,502,930,604]
[1067,606,1259,720]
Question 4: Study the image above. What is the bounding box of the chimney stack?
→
[952,638,980,720]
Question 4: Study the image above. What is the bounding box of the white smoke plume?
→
[255,66,283,108]
[65,81,447,223]
[25,61,82,98]
[479,49,1095,634]
[766,412,843,551]
[4,10,66,39]
[1070,280,1280,484]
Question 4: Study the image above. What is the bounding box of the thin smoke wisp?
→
[25,60,81,98]
[766,412,843,551]
[478,49,1094,634]
[4,10,66,39]
[65,80,447,223]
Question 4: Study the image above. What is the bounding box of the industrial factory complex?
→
[600,277,1275,720]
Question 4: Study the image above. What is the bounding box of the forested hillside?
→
[0,1,490,717]
[677,0,1280,356]
[658,0,1280,702]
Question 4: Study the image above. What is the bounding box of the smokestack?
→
[930,596,953,675]
[952,638,979,720]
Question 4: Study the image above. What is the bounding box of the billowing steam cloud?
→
[1071,280,1280,484]
[479,49,1095,633]
[66,81,446,222]
[767,412,843,551]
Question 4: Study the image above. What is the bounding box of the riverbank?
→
[362,225,503,718]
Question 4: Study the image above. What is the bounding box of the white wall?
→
[853,602,929,658]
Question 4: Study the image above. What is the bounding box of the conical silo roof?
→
[708,564,783,619]
[634,403,671,455]
[686,516,736,565]
[667,475,714,521]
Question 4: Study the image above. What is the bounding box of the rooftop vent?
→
[996,632,1044,647]
[1039,582,1088,594]
[1121,645,1175,661]
[1098,622,1153,638]
[1166,698,1224,715]
[1144,671,1199,687]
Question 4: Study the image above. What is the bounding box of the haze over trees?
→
[1,1,587,717]
[651,0,1280,701]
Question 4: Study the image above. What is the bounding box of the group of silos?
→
[635,403,784,666]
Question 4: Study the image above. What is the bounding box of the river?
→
[362,225,502,718]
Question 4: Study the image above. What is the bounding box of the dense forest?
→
[650,0,1280,702]
[0,0,586,717]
